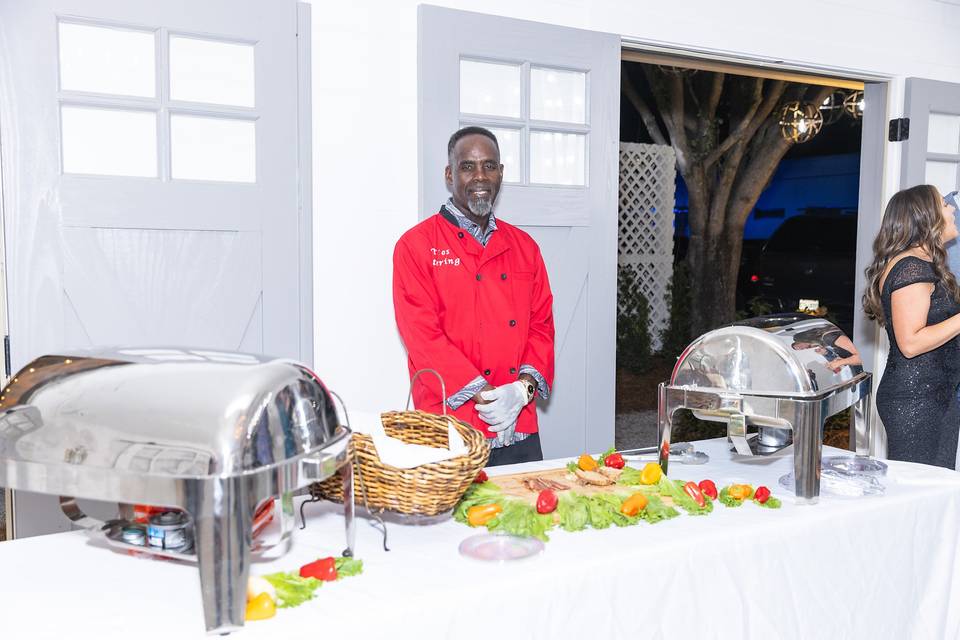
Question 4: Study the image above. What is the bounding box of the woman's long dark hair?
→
[863,184,960,325]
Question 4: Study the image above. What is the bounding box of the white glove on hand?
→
[476,381,528,436]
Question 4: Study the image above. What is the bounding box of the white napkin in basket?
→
[349,410,468,469]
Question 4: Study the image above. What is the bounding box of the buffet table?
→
[3,438,960,639]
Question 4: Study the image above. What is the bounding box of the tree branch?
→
[704,77,763,169]
[621,72,668,145]
[705,72,724,120]
[727,84,834,227]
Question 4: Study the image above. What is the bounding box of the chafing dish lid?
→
[670,316,860,395]
[0,348,339,477]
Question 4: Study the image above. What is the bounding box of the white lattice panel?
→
[619,142,676,350]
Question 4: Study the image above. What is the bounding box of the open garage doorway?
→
[614,52,870,451]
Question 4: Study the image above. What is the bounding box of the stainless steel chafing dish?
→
[658,315,873,503]
[0,348,354,634]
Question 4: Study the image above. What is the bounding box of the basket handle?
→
[329,389,350,430]
[405,368,447,415]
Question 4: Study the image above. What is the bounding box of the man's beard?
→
[467,193,494,217]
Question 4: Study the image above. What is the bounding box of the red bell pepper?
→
[603,452,625,469]
[698,479,718,500]
[683,481,706,508]
[300,557,337,581]
[474,470,489,484]
[754,486,771,504]
[536,489,558,514]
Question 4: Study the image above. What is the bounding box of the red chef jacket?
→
[393,210,555,438]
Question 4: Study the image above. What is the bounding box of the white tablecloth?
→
[3,439,960,639]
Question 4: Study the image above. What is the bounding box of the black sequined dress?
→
[877,256,960,468]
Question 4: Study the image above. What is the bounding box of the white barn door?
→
[0,0,308,536]
[899,77,960,468]
[418,6,620,457]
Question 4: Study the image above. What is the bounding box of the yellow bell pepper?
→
[640,462,663,485]
[245,592,277,621]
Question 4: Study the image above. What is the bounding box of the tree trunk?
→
[687,223,743,336]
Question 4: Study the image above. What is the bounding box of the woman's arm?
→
[825,334,862,372]
[890,282,960,357]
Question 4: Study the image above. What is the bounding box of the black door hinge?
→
[3,335,10,378]
[889,118,910,142]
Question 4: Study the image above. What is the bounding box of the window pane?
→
[926,161,958,196]
[170,36,255,107]
[459,60,521,118]
[171,115,256,183]
[530,131,586,186]
[485,127,521,183]
[530,67,586,124]
[61,106,157,177]
[58,22,155,97]
[928,113,960,155]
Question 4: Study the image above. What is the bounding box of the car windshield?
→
[765,216,856,254]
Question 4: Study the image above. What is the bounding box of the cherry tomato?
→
[698,479,718,500]
[474,470,489,484]
[536,489,558,514]
[754,486,772,504]
[603,452,626,469]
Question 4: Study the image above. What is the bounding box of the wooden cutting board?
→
[491,467,674,506]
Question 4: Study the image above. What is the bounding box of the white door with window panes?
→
[419,6,620,458]
[899,77,960,469]
[0,0,308,536]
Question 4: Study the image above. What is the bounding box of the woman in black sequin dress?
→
[863,185,960,469]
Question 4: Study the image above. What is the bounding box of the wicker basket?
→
[312,409,489,517]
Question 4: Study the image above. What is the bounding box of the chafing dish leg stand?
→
[658,373,873,504]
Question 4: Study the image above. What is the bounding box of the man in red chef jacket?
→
[393,126,555,465]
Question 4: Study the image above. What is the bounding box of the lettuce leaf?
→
[486,499,553,541]
[566,461,579,473]
[640,494,680,523]
[556,492,590,531]
[263,572,321,608]
[453,482,504,523]
[754,495,782,509]
[334,556,364,578]
[718,486,744,508]
[658,477,713,515]
[617,466,643,485]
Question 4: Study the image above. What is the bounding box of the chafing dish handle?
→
[58,496,113,534]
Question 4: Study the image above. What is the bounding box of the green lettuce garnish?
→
[263,572,321,608]
[718,486,744,508]
[487,500,554,541]
[617,466,644,485]
[334,556,364,578]
[657,477,713,515]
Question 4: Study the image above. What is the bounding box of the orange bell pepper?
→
[620,492,649,516]
[578,454,598,472]
[728,484,754,501]
[466,503,502,527]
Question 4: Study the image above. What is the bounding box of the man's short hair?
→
[447,126,499,161]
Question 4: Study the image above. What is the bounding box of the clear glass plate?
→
[779,468,885,498]
[458,534,544,562]
[822,455,888,477]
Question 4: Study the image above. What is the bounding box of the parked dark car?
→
[745,215,857,335]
